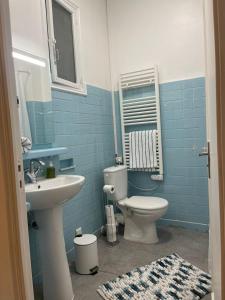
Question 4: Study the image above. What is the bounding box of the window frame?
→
[45,0,86,95]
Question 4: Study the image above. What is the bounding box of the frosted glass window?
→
[46,0,86,94]
[52,0,76,83]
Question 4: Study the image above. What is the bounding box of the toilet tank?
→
[103,165,127,201]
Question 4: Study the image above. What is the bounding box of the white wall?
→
[9,0,205,90]
[9,0,49,59]
[107,0,205,88]
[9,0,111,90]
[75,0,111,89]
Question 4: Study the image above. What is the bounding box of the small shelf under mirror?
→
[23,147,67,160]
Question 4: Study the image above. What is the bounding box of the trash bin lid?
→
[74,234,97,246]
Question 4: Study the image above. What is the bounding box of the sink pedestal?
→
[35,206,74,300]
[25,175,85,299]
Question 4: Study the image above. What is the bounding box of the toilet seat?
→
[119,196,168,211]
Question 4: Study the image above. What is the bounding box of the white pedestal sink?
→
[26,175,85,300]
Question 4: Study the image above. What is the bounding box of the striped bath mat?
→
[97,253,211,300]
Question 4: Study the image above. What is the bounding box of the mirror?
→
[13,49,54,150]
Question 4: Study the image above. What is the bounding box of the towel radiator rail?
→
[119,66,163,177]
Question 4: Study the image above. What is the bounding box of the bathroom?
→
[1,0,219,299]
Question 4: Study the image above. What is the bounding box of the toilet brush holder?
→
[106,223,117,243]
[105,205,118,245]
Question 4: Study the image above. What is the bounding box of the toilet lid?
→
[121,196,168,210]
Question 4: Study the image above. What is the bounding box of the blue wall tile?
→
[114,77,209,231]
[29,85,114,280]
[29,77,209,282]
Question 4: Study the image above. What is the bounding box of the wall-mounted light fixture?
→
[12,51,46,68]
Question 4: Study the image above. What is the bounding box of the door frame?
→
[0,0,34,299]
[213,0,225,299]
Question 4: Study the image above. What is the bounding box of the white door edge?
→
[203,0,221,299]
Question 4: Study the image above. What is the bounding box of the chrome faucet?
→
[25,159,46,183]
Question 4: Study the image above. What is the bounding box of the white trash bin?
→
[74,234,99,275]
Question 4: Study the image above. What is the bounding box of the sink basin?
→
[25,175,85,210]
[25,175,85,300]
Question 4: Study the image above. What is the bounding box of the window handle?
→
[52,44,56,63]
[56,48,60,61]
[52,39,57,63]
[52,45,60,63]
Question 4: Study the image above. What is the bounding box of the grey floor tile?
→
[71,226,211,300]
[203,295,212,300]
[71,271,116,300]
[34,226,211,299]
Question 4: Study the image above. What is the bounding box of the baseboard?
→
[159,218,209,232]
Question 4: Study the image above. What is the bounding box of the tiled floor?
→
[34,226,211,299]
[71,226,211,300]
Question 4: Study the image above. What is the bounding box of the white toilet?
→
[103,165,168,244]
